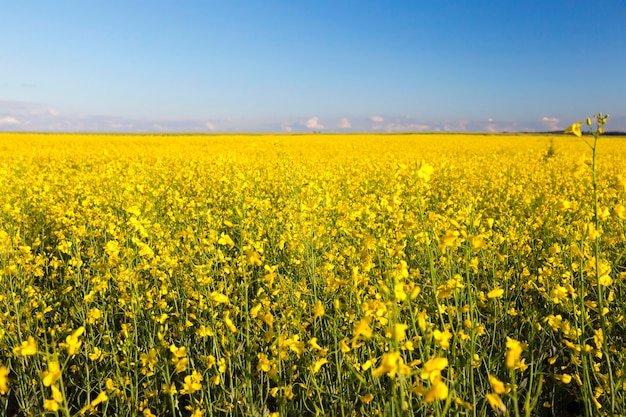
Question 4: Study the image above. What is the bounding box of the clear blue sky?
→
[1,0,625,132]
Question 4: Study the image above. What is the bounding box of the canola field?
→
[1,132,625,417]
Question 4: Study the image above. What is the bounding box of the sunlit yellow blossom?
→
[505,337,524,369]
[210,291,229,304]
[13,336,37,356]
[424,376,448,403]
[180,371,203,395]
[417,162,434,182]
[599,274,613,286]
[486,393,506,413]
[42,361,62,387]
[372,351,402,378]
[439,230,459,250]
[62,327,85,355]
[257,353,271,372]
[385,323,408,342]
[44,398,60,411]
[312,299,325,319]
[353,317,373,340]
[420,357,448,382]
[488,375,509,394]
[359,393,374,404]
[455,397,472,410]
[564,121,583,137]
[339,339,350,353]
[223,313,238,333]
[433,329,452,350]
[0,366,9,395]
[487,288,504,299]
[312,358,329,373]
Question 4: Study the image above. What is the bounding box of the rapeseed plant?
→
[0,131,625,415]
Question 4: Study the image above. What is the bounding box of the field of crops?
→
[1,132,625,416]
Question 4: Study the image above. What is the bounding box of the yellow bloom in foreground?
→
[353,317,373,340]
[599,275,613,287]
[44,398,60,412]
[372,351,402,378]
[0,366,9,395]
[90,391,109,407]
[257,353,271,372]
[417,162,434,182]
[455,397,472,410]
[420,357,448,382]
[42,361,62,387]
[486,393,506,413]
[13,336,37,356]
[424,376,448,403]
[210,292,229,304]
[180,371,203,395]
[312,299,325,319]
[506,337,524,369]
[488,375,509,394]
[487,288,504,299]
[564,121,583,137]
[312,358,329,373]
[433,329,452,350]
[62,327,85,355]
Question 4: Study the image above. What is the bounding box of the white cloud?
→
[0,116,19,125]
[305,116,324,130]
[281,124,293,132]
[48,108,60,116]
[384,123,430,132]
[369,115,384,123]
[205,122,216,131]
[485,123,498,133]
[338,117,351,129]
[541,117,560,131]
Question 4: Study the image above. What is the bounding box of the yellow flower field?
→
[1,132,625,416]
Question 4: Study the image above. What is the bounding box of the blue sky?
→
[1,1,625,133]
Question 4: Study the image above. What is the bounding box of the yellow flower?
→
[488,375,509,394]
[90,391,109,406]
[257,353,271,372]
[339,339,351,353]
[62,327,85,355]
[13,336,37,356]
[353,317,373,340]
[564,121,583,137]
[455,397,472,410]
[0,366,9,395]
[44,398,60,411]
[487,288,504,299]
[312,299,325,319]
[42,360,62,387]
[210,292,229,304]
[359,393,374,404]
[599,275,613,287]
[424,376,448,403]
[420,357,448,382]
[385,323,408,342]
[417,162,434,182]
[223,313,238,333]
[312,358,329,373]
[372,351,402,378]
[180,371,203,395]
[486,393,506,413]
[505,337,524,369]
[433,329,452,350]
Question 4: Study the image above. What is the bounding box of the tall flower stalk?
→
[565,113,615,415]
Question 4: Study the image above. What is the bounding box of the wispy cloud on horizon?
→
[1,100,625,133]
